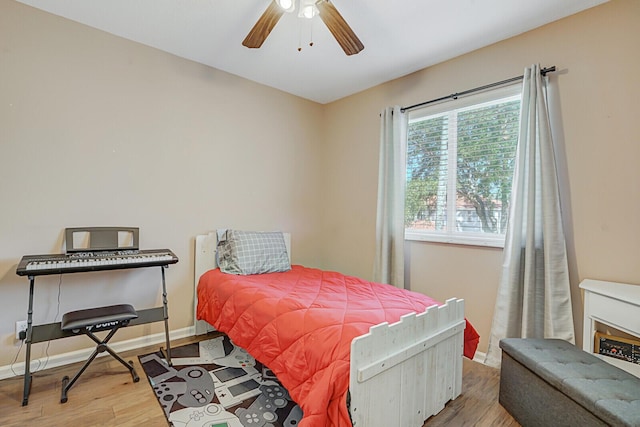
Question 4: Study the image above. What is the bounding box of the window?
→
[405,85,521,247]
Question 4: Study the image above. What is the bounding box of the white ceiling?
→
[16,0,608,104]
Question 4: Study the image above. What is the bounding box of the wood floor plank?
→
[0,336,519,426]
[423,358,519,426]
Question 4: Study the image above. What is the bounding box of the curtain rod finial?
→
[541,65,556,76]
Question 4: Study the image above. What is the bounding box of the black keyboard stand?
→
[17,256,176,406]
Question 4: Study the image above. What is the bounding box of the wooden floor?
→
[0,335,519,426]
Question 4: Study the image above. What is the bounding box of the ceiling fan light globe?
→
[299,4,318,19]
[275,0,295,13]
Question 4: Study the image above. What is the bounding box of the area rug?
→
[139,333,302,427]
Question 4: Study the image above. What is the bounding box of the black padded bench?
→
[60,304,140,403]
[499,338,640,427]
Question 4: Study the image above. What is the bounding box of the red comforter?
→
[197,265,479,427]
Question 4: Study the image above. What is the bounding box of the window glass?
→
[405,85,521,247]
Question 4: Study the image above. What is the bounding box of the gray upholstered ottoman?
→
[499,338,640,427]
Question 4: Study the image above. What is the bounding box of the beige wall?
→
[321,0,640,352]
[1,0,638,368]
[0,1,325,366]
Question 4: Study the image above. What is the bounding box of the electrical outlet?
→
[16,320,28,340]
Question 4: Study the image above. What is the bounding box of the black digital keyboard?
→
[16,249,179,276]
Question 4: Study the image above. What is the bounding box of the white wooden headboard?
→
[193,230,291,335]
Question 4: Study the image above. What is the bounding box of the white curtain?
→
[485,65,575,367]
[373,106,407,288]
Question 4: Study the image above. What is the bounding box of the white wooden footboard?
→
[349,298,465,427]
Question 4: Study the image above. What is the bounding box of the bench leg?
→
[60,327,139,403]
[61,346,101,403]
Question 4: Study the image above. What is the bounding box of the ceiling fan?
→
[242,0,364,56]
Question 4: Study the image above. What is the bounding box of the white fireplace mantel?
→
[580,279,640,377]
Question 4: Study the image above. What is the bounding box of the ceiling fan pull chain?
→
[298,19,303,51]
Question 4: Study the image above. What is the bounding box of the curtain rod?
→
[401,66,556,113]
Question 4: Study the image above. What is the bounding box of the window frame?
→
[404,83,522,248]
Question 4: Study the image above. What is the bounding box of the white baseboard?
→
[0,326,195,380]
[472,350,487,364]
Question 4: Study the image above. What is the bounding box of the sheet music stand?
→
[64,226,139,252]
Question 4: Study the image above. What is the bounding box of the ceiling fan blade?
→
[315,0,364,56]
[242,1,285,49]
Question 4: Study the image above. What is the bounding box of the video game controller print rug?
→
[138,333,302,427]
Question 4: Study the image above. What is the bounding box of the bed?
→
[193,230,479,427]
